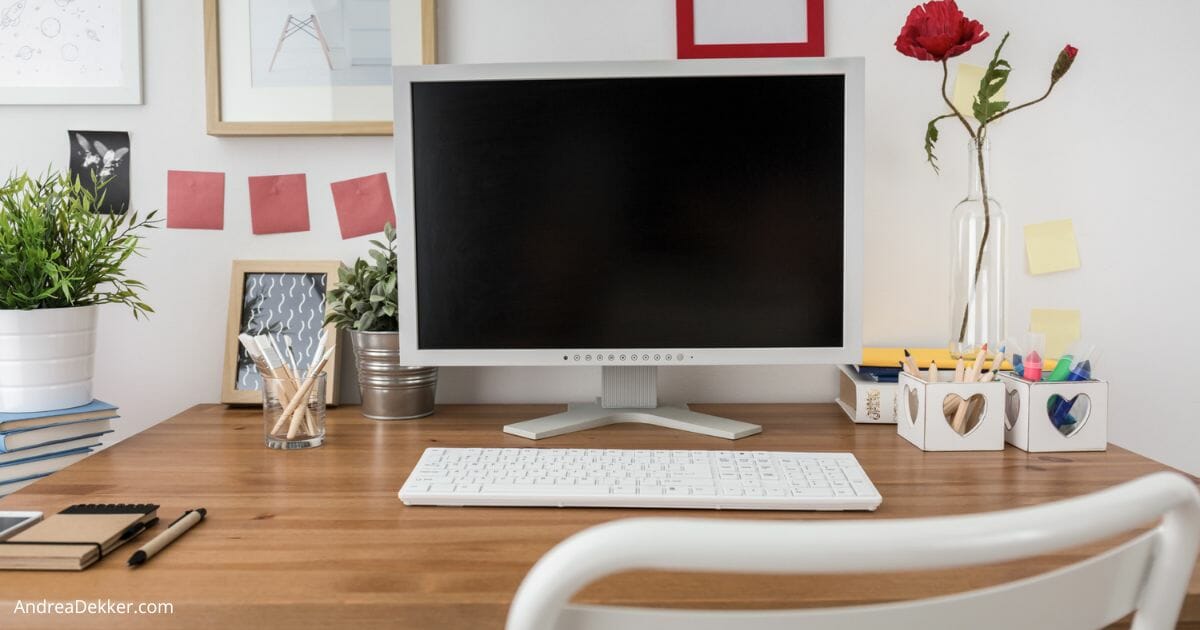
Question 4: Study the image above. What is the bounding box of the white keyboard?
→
[399,448,881,511]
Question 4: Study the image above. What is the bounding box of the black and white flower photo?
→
[68,129,131,214]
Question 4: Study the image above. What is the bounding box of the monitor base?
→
[503,401,763,440]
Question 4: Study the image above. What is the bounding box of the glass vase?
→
[949,138,1007,358]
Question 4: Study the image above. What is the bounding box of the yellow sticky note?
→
[951,63,1004,117]
[1024,219,1081,275]
[1030,309,1081,358]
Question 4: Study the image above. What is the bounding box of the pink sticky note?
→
[167,170,225,230]
[248,174,311,235]
[330,173,396,239]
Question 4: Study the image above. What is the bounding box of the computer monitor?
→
[394,58,863,439]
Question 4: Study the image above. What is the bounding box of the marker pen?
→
[1023,350,1043,381]
[1012,353,1024,377]
[1046,354,1074,381]
[1066,359,1092,381]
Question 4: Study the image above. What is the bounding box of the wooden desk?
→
[0,404,1195,629]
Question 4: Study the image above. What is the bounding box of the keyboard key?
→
[792,488,835,497]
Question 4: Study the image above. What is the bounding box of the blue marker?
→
[1013,353,1025,377]
[1066,359,1092,381]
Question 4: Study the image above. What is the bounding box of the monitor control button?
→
[585,354,592,361]
[608,354,615,361]
[654,354,661,361]
[631,354,638,361]
[619,354,626,361]
[664,354,672,361]
[676,353,684,361]
[573,354,580,361]
[642,354,649,361]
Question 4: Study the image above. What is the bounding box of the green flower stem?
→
[957,133,992,346]
[935,59,989,346]
[940,60,977,140]
[985,79,1058,125]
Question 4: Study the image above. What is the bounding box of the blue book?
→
[0,400,117,431]
[0,418,113,453]
[0,447,94,484]
[0,436,106,465]
[855,366,903,383]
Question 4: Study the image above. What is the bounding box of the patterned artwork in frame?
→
[236,272,327,391]
[222,260,341,405]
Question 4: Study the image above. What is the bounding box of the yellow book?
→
[860,347,1037,371]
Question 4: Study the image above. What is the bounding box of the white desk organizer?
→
[896,372,1005,451]
[997,372,1108,452]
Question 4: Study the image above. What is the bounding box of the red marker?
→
[1024,350,1043,381]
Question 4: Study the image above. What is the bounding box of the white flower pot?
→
[0,305,98,413]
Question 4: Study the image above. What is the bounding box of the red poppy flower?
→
[895,0,989,62]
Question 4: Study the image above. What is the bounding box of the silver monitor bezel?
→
[394,58,864,367]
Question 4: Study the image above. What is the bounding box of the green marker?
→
[1045,354,1073,381]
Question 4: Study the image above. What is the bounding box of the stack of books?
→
[0,401,117,497]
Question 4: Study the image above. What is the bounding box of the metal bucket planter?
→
[350,330,437,420]
[0,305,98,413]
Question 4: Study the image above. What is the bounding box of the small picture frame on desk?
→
[222,260,342,405]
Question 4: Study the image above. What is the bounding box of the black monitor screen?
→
[411,74,845,350]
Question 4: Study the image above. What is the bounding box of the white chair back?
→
[507,472,1200,630]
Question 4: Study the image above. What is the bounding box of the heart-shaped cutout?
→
[904,386,919,425]
[1045,393,1092,437]
[1005,389,1021,430]
[943,393,986,436]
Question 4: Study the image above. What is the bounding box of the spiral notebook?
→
[0,503,158,570]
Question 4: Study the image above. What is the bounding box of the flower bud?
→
[1051,45,1078,83]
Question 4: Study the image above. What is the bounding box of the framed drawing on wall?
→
[204,0,436,136]
[0,0,142,104]
[222,260,342,405]
[676,0,824,59]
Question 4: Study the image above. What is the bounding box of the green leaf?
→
[972,33,1012,125]
[924,114,954,173]
[973,99,1009,121]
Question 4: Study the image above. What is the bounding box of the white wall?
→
[2,0,1197,475]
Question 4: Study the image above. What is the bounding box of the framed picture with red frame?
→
[676,0,825,59]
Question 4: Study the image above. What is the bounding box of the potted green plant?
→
[326,223,437,420]
[0,171,159,412]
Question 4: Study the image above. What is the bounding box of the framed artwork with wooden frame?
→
[222,260,342,405]
[676,0,825,59]
[203,0,436,136]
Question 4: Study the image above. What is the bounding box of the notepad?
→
[0,503,158,570]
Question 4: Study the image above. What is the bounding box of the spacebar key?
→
[480,485,611,495]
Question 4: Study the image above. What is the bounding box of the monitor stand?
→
[503,366,763,440]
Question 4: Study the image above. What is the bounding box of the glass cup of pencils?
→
[262,373,327,449]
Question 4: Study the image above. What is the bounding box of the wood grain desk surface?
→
[0,403,1195,629]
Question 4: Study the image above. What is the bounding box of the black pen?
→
[127,508,206,567]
